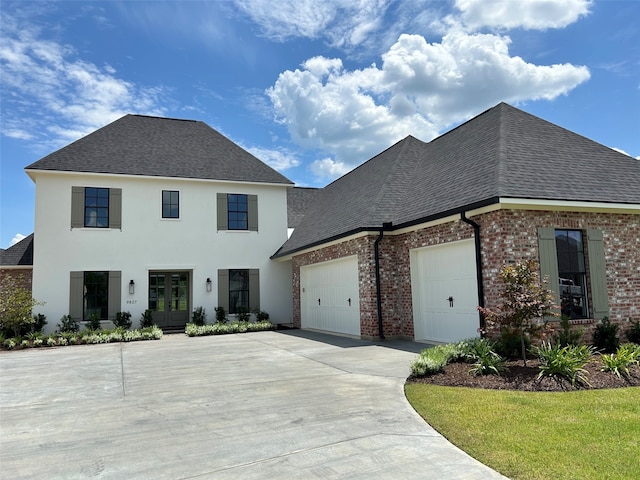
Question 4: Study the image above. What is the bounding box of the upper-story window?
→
[71,186,122,229]
[228,194,248,230]
[162,190,180,219]
[216,193,258,231]
[85,187,109,228]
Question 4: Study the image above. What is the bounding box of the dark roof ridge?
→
[126,113,201,123]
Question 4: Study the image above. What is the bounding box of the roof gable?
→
[0,234,34,266]
[26,115,292,185]
[275,102,639,257]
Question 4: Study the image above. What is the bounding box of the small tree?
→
[478,260,558,365]
[0,276,44,338]
[140,309,154,328]
[114,311,132,330]
[214,306,226,324]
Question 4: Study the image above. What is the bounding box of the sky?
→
[1,0,639,249]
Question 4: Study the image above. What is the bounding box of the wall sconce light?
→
[129,280,135,295]
[206,278,212,292]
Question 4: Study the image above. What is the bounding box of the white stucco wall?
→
[30,171,292,332]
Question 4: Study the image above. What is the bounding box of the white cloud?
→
[0,12,169,150]
[268,31,590,181]
[455,0,592,30]
[310,158,352,180]
[233,0,389,49]
[246,146,301,171]
[9,234,26,247]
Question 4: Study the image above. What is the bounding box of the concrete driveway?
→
[0,330,506,479]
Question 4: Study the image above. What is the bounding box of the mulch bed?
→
[407,358,640,391]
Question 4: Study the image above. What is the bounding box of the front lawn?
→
[405,384,640,480]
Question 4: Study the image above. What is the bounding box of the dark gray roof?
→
[0,234,34,266]
[287,187,321,229]
[26,115,293,185]
[274,102,640,258]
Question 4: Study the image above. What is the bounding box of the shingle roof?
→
[287,187,321,229]
[0,234,34,266]
[274,102,640,258]
[26,115,293,185]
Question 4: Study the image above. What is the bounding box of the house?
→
[0,234,34,292]
[25,115,294,332]
[272,103,640,343]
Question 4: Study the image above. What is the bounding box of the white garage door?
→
[300,256,360,336]
[411,239,480,343]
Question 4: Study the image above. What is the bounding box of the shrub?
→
[553,315,583,347]
[592,316,619,353]
[57,314,80,333]
[114,311,132,330]
[463,338,508,376]
[87,313,101,331]
[601,343,640,378]
[254,310,270,322]
[140,309,154,328]
[214,306,226,323]
[532,342,594,386]
[236,306,250,322]
[0,276,45,338]
[192,306,206,326]
[493,329,531,360]
[32,313,48,334]
[625,320,640,344]
[410,343,466,377]
[185,321,275,337]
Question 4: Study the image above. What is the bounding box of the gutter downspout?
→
[460,212,485,331]
[374,222,392,340]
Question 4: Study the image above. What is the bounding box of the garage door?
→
[410,239,480,343]
[300,256,360,336]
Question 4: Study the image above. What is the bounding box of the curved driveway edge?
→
[0,330,507,479]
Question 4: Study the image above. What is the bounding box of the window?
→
[228,194,248,230]
[69,271,121,322]
[84,271,109,320]
[85,187,109,227]
[162,190,179,219]
[216,193,258,231]
[555,230,588,318]
[217,269,260,314]
[71,187,122,229]
[538,228,609,320]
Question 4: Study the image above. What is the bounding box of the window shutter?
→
[248,195,258,231]
[108,271,121,321]
[217,269,229,312]
[249,269,260,311]
[71,187,84,228]
[217,193,228,230]
[586,229,609,320]
[537,227,560,313]
[69,271,84,321]
[109,188,122,229]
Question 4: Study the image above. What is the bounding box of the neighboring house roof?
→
[0,234,34,266]
[26,115,293,185]
[287,187,321,229]
[274,102,640,258]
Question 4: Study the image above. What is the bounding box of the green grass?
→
[405,384,640,480]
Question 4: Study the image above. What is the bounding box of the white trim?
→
[25,169,292,188]
[0,266,33,270]
[497,198,640,214]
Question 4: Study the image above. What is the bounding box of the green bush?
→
[0,276,45,338]
[185,320,275,337]
[553,315,583,347]
[114,311,132,330]
[625,320,640,344]
[214,306,226,323]
[57,314,80,333]
[236,306,250,322]
[139,309,154,328]
[494,328,531,360]
[600,343,640,378]
[87,313,101,331]
[254,310,270,322]
[192,306,207,326]
[410,343,467,377]
[532,342,595,386]
[462,338,508,376]
[592,316,619,353]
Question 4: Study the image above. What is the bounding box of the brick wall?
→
[0,268,33,293]
[290,209,639,341]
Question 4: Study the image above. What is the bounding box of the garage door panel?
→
[301,256,360,336]
[411,239,480,343]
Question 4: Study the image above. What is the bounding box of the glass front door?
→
[149,272,189,329]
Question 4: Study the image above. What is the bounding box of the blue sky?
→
[1,0,639,249]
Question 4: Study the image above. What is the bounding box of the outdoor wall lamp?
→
[206,277,212,292]
[129,280,135,295]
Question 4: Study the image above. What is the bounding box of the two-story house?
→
[26,115,294,332]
